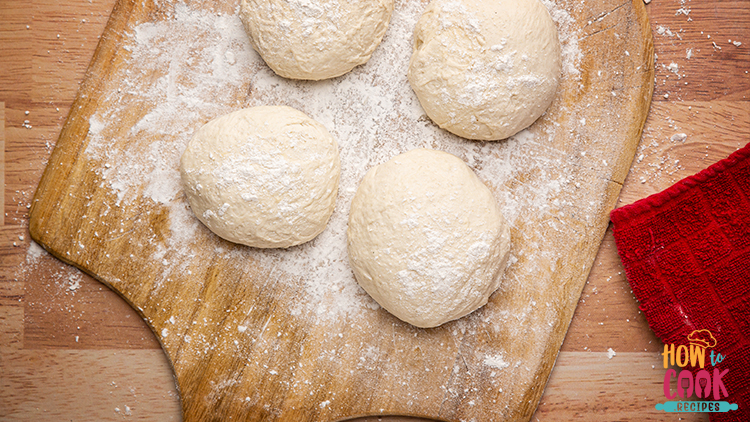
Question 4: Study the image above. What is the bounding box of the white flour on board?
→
[483,354,510,370]
[83,0,583,321]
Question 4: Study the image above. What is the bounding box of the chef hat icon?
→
[687,329,717,348]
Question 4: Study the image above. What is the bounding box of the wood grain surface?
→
[24,0,653,419]
[1,0,747,422]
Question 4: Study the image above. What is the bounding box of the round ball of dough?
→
[179,106,340,248]
[240,0,395,80]
[347,149,511,328]
[407,0,562,141]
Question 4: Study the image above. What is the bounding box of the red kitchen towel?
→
[610,143,750,421]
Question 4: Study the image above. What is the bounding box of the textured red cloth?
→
[611,143,750,421]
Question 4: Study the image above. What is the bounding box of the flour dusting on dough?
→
[27,0,650,417]
[74,5,605,413]
[84,0,584,321]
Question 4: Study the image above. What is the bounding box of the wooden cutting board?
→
[28,0,653,420]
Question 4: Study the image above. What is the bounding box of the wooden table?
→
[1,0,747,420]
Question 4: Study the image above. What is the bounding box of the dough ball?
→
[240,0,395,80]
[180,106,340,248]
[407,0,562,141]
[347,149,511,328]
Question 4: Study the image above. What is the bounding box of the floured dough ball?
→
[239,0,395,80]
[179,106,340,248]
[347,149,511,328]
[408,0,562,141]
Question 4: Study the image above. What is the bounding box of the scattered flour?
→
[483,354,511,370]
[656,25,675,38]
[10,0,668,417]
[26,240,46,262]
[675,0,691,18]
[67,274,82,292]
[81,0,585,322]
[670,133,688,143]
[23,2,651,415]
